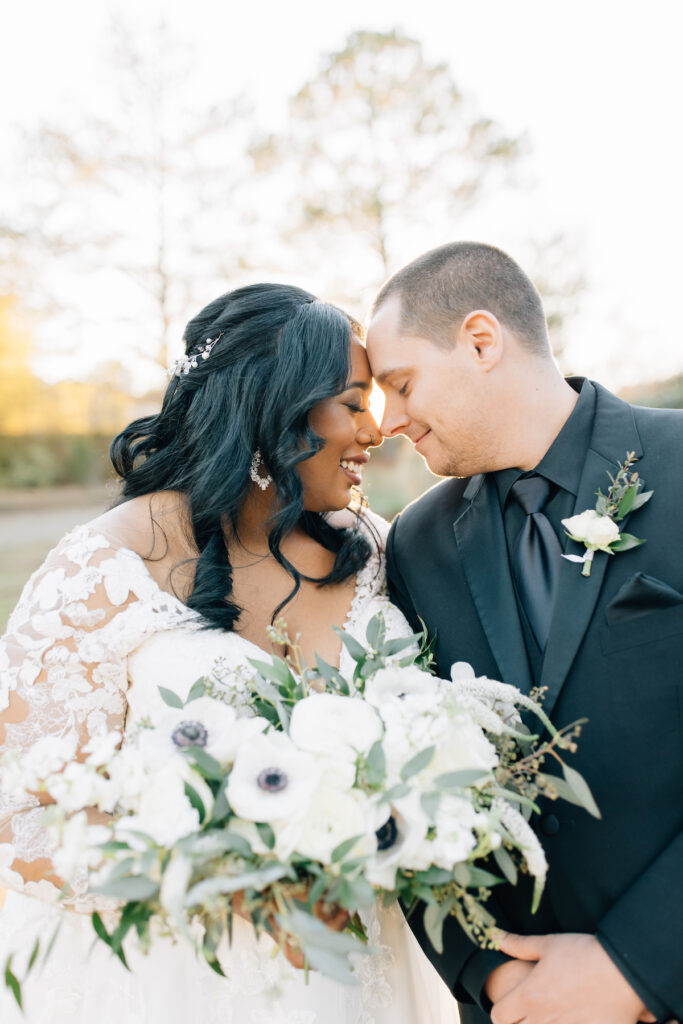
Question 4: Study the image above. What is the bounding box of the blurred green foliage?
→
[0,435,114,488]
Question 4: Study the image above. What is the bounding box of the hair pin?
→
[168,333,223,377]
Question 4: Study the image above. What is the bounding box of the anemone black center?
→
[172,721,208,748]
[257,767,288,792]
[375,815,398,851]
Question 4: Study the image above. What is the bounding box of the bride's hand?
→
[231,891,349,970]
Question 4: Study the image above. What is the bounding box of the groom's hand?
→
[489,932,658,1024]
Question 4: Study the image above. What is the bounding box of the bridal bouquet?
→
[1,615,598,1006]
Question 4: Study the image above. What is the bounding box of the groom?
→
[366,242,683,1024]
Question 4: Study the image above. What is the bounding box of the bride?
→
[0,284,459,1023]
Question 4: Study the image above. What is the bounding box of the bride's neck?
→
[229,486,304,558]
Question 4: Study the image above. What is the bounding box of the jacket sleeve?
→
[596,826,683,1021]
[385,516,421,633]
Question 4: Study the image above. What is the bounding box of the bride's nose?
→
[356,415,382,448]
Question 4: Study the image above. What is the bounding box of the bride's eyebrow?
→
[343,380,371,391]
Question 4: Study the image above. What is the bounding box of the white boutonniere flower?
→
[562,452,653,577]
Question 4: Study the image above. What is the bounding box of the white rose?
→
[276,786,376,865]
[45,761,106,814]
[226,731,320,823]
[289,693,382,762]
[82,730,122,767]
[117,761,205,847]
[51,810,110,881]
[562,509,620,550]
[430,795,483,869]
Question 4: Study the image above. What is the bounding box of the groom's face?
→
[366,295,498,478]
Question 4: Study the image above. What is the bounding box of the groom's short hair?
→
[372,242,550,355]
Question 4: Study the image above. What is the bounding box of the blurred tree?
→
[251,30,525,305]
[0,19,255,373]
[0,295,40,434]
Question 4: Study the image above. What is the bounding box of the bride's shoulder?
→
[87,490,195,561]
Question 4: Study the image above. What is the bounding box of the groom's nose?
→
[380,402,411,438]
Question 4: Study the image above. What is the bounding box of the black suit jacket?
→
[386,381,683,1023]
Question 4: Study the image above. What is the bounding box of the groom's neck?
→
[496,366,580,473]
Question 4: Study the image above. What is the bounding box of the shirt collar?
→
[493,378,597,504]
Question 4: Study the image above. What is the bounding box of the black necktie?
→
[509,474,562,651]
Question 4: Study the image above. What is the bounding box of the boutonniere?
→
[561,452,653,577]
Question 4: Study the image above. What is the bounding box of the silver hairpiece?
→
[168,333,223,377]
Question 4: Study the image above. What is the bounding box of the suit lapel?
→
[540,384,643,718]
[453,473,533,693]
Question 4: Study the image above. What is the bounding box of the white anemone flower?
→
[366,792,431,889]
[364,666,441,706]
[226,731,320,823]
[150,696,239,765]
[289,693,382,762]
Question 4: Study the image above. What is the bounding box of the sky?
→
[3,0,682,394]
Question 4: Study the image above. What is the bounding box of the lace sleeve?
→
[0,524,191,906]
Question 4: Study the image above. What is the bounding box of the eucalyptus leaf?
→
[420,790,441,821]
[365,613,385,650]
[314,655,347,691]
[185,678,207,703]
[493,844,518,885]
[616,482,639,518]
[562,763,601,818]
[331,834,363,863]
[306,874,328,908]
[630,489,654,511]
[248,657,295,688]
[255,821,276,850]
[379,634,421,657]
[364,740,386,786]
[400,745,436,782]
[434,769,491,790]
[94,875,160,901]
[381,782,411,803]
[184,781,207,822]
[158,686,184,709]
[185,862,289,905]
[414,866,453,885]
[538,773,587,808]
[184,747,224,780]
[466,865,504,888]
[422,895,458,955]
[360,658,383,679]
[343,875,376,909]
[210,783,231,823]
[609,533,645,553]
[332,627,367,662]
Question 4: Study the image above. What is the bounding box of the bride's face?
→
[298,337,381,512]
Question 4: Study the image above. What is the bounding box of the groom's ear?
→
[457,310,504,372]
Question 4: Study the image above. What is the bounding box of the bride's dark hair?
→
[110,283,374,630]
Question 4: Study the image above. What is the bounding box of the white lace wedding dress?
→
[0,517,459,1024]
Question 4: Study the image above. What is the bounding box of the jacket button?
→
[540,814,560,836]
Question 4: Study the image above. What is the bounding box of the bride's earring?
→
[250,450,272,491]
